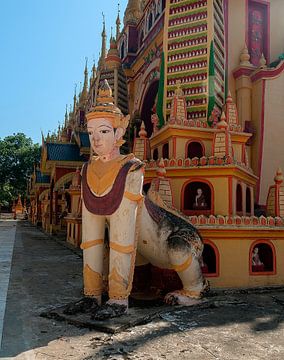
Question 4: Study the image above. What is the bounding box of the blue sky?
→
[0,0,128,144]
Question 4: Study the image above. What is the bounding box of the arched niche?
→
[54,172,76,191]
[162,143,169,159]
[120,40,125,59]
[250,241,276,275]
[246,187,252,214]
[182,180,213,215]
[201,241,219,277]
[153,148,159,160]
[140,80,159,137]
[236,183,243,213]
[186,140,204,158]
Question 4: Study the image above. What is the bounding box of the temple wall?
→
[200,234,284,289]
[251,79,263,200]
[270,0,284,62]
[260,72,284,205]
[227,0,246,101]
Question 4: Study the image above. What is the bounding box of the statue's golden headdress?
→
[86,79,129,130]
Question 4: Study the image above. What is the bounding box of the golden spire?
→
[90,59,97,87]
[99,13,107,69]
[73,84,77,113]
[124,0,143,26]
[79,58,88,106]
[116,3,121,40]
[64,105,68,128]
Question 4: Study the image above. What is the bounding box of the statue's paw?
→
[63,297,99,315]
[164,291,201,306]
[164,293,179,306]
[91,303,127,321]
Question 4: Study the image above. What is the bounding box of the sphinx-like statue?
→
[65,80,208,320]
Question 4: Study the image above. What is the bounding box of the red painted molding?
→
[233,66,255,79]
[251,61,284,82]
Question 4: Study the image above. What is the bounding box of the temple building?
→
[29,0,284,290]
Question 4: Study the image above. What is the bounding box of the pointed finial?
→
[64,105,68,127]
[116,3,121,40]
[73,84,77,111]
[138,121,148,138]
[102,12,105,31]
[217,112,228,129]
[274,168,283,184]
[240,43,252,66]
[226,90,233,103]
[259,53,267,68]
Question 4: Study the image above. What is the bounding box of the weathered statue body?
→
[66,80,208,320]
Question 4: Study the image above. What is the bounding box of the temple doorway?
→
[140,80,159,137]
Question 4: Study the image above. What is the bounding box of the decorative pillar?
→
[233,44,254,128]
[150,159,173,208]
[213,112,233,159]
[132,121,150,161]
[266,168,284,217]
[169,80,187,125]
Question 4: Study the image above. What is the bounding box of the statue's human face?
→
[87,118,116,157]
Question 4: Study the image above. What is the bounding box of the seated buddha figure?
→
[193,188,207,209]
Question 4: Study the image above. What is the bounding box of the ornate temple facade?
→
[29,0,284,289]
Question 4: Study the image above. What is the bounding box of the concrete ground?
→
[0,220,284,359]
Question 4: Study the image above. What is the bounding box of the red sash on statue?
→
[82,159,140,215]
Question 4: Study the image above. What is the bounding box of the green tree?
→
[0,133,40,207]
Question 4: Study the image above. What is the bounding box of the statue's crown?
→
[86,79,129,129]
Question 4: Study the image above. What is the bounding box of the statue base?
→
[40,297,169,334]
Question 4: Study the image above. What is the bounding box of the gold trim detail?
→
[171,255,192,272]
[86,154,135,195]
[108,267,128,300]
[124,191,144,202]
[109,241,135,254]
[83,264,103,296]
[80,239,104,250]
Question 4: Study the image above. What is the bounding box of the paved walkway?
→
[1,221,284,359]
[0,221,16,350]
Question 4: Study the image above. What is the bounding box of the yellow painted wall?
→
[251,80,263,186]
[170,176,229,215]
[270,0,284,63]
[260,72,284,205]
[232,143,242,163]
[200,235,284,289]
[227,0,246,101]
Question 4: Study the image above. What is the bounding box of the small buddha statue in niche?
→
[252,247,263,266]
[193,188,207,209]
